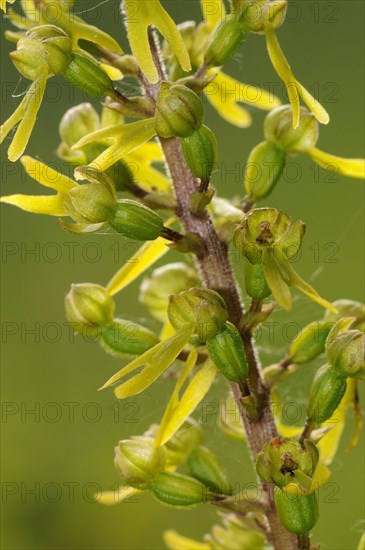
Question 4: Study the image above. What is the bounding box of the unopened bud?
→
[289,321,332,364]
[155,82,204,138]
[140,263,199,322]
[150,472,209,508]
[204,15,246,68]
[181,125,218,183]
[168,288,228,342]
[115,438,165,489]
[238,0,288,34]
[109,200,164,241]
[187,446,232,494]
[100,319,159,358]
[244,140,286,200]
[307,364,347,426]
[59,103,100,147]
[65,283,115,336]
[274,487,319,535]
[326,319,364,378]
[206,322,248,383]
[64,51,115,98]
[69,181,117,224]
[264,105,319,154]
[324,299,365,332]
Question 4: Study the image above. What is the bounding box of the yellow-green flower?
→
[0,0,14,12]
[162,1,281,128]
[6,0,122,53]
[0,157,115,234]
[71,118,157,172]
[124,0,191,83]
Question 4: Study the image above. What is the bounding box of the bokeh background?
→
[1,1,364,549]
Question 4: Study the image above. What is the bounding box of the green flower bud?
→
[181,125,218,183]
[59,103,100,148]
[150,472,209,508]
[264,105,319,154]
[206,322,248,383]
[64,51,115,98]
[274,487,319,535]
[307,364,347,426]
[65,283,115,336]
[186,446,232,494]
[208,518,266,550]
[69,181,117,224]
[326,322,364,378]
[324,299,365,332]
[244,257,271,300]
[100,319,159,358]
[109,200,164,241]
[244,141,286,200]
[10,25,72,80]
[256,437,319,489]
[140,263,199,322]
[238,0,288,34]
[204,15,246,68]
[288,321,332,365]
[155,82,204,138]
[168,288,228,342]
[115,438,165,489]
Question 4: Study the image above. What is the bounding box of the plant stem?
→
[135,25,297,550]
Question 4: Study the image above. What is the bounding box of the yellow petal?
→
[309,148,365,179]
[164,530,210,550]
[205,70,280,128]
[0,194,67,216]
[0,0,15,12]
[8,74,47,162]
[160,321,176,340]
[70,20,123,54]
[100,326,193,391]
[21,156,76,193]
[97,485,142,505]
[106,219,175,296]
[155,357,217,447]
[125,1,191,83]
[128,144,172,192]
[201,0,226,29]
[100,63,123,81]
[113,327,194,399]
[265,25,329,128]
[73,118,157,171]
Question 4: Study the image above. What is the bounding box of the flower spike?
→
[124,0,191,83]
[265,24,329,128]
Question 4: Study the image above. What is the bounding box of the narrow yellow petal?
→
[71,20,123,54]
[125,2,158,83]
[8,74,47,162]
[21,156,76,193]
[152,4,192,74]
[164,530,210,550]
[265,25,329,128]
[206,89,252,127]
[97,485,142,505]
[100,327,193,391]
[156,359,217,447]
[113,327,194,399]
[160,321,176,340]
[201,0,226,29]
[309,148,365,179]
[100,63,123,81]
[0,194,67,216]
[106,218,175,296]
[0,101,24,146]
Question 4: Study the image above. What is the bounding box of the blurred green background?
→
[1,1,364,549]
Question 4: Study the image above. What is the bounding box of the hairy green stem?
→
[131,23,297,550]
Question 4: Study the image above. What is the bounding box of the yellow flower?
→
[0,75,48,162]
[0,156,76,216]
[124,0,191,83]
[308,148,365,180]
[264,22,330,129]
[6,0,122,53]
[71,118,157,172]
[205,69,281,128]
